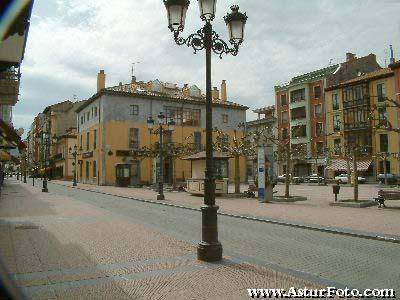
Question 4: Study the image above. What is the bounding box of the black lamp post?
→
[163,0,247,262]
[69,145,81,187]
[23,151,27,183]
[147,112,176,200]
[36,132,49,192]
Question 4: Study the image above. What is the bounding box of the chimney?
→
[212,87,219,101]
[221,80,227,102]
[390,45,395,65]
[346,52,356,62]
[97,70,106,92]
[182,84,189,97]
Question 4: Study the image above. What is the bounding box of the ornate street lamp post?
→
[36,132,49,192]
[69,145,81,187]
[23,151,27,183]
[147,112,176,200]
[163,0,248,262]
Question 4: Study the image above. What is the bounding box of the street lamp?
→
[163,0,247,262]
[147,113,176,200]
[36,132,49,192]
[69,145,81,187]
[23,151,27,183]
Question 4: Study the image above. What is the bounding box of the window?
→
[86,132,90,150]
[94,129,97,149]
[282,128,289,139]
[183,108,201,126]
[315,123,323,136]
[80,135,83,149]
[291,125,307,138]
[377,83,386,102]
[222,114,228,123]
[291,106,306,120]
[334,138,341,155]
[129,128,139,149]
[316,142,324,155]
[214,160,229,179]
[93,161,97,178]
[281,111,288,123]
[332,94,339,110]
[314,104,322,117]
[333,115,341,132]
[379,134,388,152]
[86,161,89,179]
[193,131,202,151]
[314,86,321,99]
[280,94,287,105]
[378,107,388,122]
[166,106,183,125]
[81,116,84,124]
[290,88,305,103]
[130,105,139,116]
[94,107,98,117]
[91,107,94,118]
[86,112,90,121]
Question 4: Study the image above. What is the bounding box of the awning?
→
[0,120,25,150]
[182,151,233,161]
[326,159,372,171]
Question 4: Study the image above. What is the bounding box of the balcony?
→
[0,69,20,106]
[343,97,370,109]
[344,122,370,131]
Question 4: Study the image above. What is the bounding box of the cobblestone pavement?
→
[50,179,400,237]
[0,179,325,299]
[17,178,400,294]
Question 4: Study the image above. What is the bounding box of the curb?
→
[48,181,400,245]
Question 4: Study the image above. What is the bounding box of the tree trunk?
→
[346,157,351,184]
[353,150,358,201]
[285,144,290,198]
[172,158,177,190]
[383,157,388,185]
[234,154,240,194]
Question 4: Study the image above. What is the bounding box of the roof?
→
[275,64,339,91]
[246,117,276,128]
[389,60,400,69]
[182,151,233,160]
[325,68,394,91]
[253,105,275,114]
[76,89,249,113]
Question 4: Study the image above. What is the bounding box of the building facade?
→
[75,71,248,186]
[325,68,399,179]
[275,65,339,176]
[245,105,277,182]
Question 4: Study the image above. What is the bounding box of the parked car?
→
[334,173,366,184]
[277,174,303,183]
[307,174,325,183]
[377,173,398,185]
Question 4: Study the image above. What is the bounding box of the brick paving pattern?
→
[51,179,400,237]
[0,179,323,299]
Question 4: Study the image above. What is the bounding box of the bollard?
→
[332,183,340,202]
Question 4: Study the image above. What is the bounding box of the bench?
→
[375,190,400,208]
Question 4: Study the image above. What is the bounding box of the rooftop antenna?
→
[390,45,395,64]
[384,48,388,67]
[131,61,140,82]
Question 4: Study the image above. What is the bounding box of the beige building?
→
[325,68,399,179]
[74,71,248,187]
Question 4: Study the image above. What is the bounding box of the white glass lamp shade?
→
[224,5,247,44]
[164,0,190,32]
[198,0,217,22]
[147,116,155,130]
[157,112,166,125]
[168,118,176,131]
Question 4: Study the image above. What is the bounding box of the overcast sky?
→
[14,0,400,133]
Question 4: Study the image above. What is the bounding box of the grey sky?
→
[14,0,400,133]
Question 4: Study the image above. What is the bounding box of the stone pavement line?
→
[1,180,324,300]
[50,180,400,244]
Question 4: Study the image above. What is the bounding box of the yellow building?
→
[74,71,248,186]
[325,68,398,179]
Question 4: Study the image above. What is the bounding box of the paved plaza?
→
[0,179,323,299]
[51,179,400,237]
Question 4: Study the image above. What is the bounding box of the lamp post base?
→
[157,194,165,200]
[197,241,223,262]
[42,188,48,193]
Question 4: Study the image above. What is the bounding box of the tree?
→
[214,128,255,194]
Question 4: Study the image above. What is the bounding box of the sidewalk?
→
[0,179,320,299]
[51,179,400,237]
